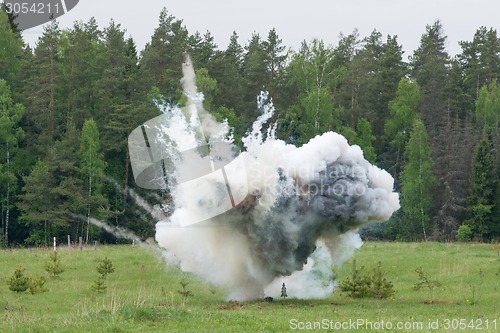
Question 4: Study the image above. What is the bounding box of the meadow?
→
[0,242,499,332]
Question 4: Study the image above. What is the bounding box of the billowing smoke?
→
[141,55,400,300]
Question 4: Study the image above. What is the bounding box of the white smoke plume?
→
[153,55,400,301]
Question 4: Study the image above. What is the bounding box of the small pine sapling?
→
[45,251,64,278]
[29,276,48,295]
[370,261,395,299]
[91,257,115,293]
[340,260,371,298]
[178,278,193,298]
[413,266,441,303]
[281,283,288,299]
[8,265,30,293]
[91,275,107,293]
[96,257,115,278]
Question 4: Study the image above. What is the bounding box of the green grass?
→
[0,242,499,332]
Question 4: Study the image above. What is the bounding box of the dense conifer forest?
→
[0,7,498,245]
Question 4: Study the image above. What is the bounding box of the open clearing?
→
[1,242,499,332]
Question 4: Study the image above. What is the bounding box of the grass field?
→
[0,242,499,332]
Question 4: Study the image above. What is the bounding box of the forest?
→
[0,7,498,246]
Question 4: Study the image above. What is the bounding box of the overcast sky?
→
[21,0,500,57]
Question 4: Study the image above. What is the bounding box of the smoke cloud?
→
[149,55,400,301]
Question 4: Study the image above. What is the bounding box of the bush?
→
[456,224,473,242]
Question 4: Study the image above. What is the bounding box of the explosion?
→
[128,55,400,300]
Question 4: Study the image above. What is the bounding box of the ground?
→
[0,242,499,332]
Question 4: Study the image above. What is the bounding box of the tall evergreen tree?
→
[18,123,85,244]
[140,8,188,99]
[458,27,500,104]
[0,80,24,245]
[16,161,54,245]
[60,18,104,129]
[22,20,62,156]
[342,31,405,136]
[0,10,23,86]
[466,136,497,240]
[411,20,470,239]
[263,28,287,101]
[188,30,217,71]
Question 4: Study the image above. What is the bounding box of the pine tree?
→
[22,20,61,156]
[411,21,471,239]
[0,80,24,245]
[0,10,22,85]
[458,27,500,103]
[17,161,54,245]
[18,123,85,243]
[263,28,287,102]
[466,136,497,240]
[400,118,436,241]
[91,257,115,293]
[96,256,115,278]
[343,31,405,137]
[59,18,104,129]
[140,8,188,98]
[44,251,65,278]
[8,265,30,293]
[280,282,288,299]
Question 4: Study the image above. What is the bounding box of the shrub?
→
[456,224,473,242]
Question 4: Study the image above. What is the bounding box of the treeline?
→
[0,7,498,246]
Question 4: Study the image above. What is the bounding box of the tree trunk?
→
[85,174,92,244]
[5,144,9,246]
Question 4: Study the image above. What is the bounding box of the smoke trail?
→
[151,56,400,301]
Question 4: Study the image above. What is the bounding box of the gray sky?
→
[21,0,500,57]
